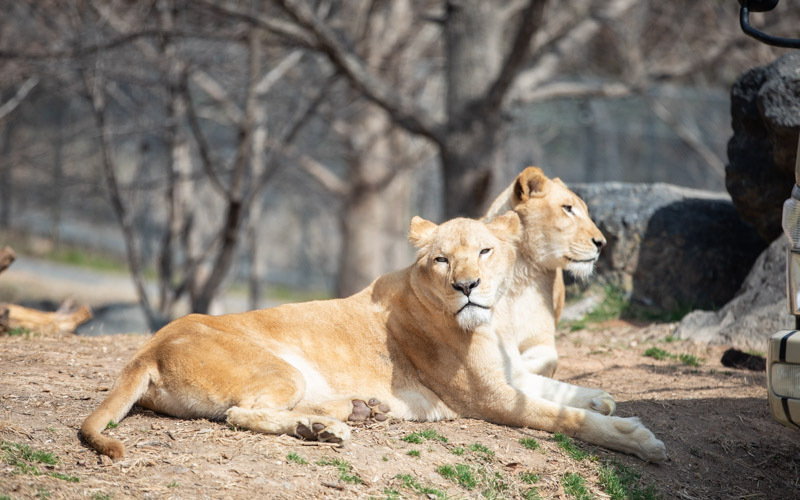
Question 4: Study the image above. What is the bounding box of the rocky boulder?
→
[569,182,766,314]
[727,53,800,243]
[675,236,794,349]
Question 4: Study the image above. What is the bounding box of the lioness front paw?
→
[294,418,350,444]
[590,393,616,416]
[613,417,667,463]
[348,398,391,423]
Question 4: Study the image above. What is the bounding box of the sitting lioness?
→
[484,166,606,379]
[81,214,665,463]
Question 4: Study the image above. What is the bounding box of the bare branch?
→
[199,0,315,47]
[0,77,39,121]
[191,70,244,124]
[517,80,634,103]
[482,0,546,111]
[274,0,445,146]
[183,74,229,198]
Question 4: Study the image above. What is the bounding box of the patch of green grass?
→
[383,487,401,499]
[644,347,703,367]
[520,437,540,450]
[553,432,589,461]
[678,353,702,367]
[520,472,540,485]
[407,449,420,457]
[50,471,79,482]
[286,452,307,465]
[317,457,362,484]
[468,442,495,457]
[90,493,111,500]
[644,347,672,361]
[481,470,510,499]
[663,335,678,343]
[382,455,388,462]
[562,472,591,500]
[35,486,50,499]
[104,420,118,430]
[746,349,765,357]
[396,473,446,499]
[450,446,465,455]
[6,326,31,337]
[0,440,60,476]
[567,285,628,331]
[166,481,179,488]
[401,429,448,444]
[437,463,477,490]
[598,460,660,500]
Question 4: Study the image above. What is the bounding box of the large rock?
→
[675,236,794,349]
[569,182,766,313]
[727,53,800,243]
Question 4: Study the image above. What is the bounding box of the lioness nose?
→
[453,279,480,296]
[592,237,606,251]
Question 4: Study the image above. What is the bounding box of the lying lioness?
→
[81,214,666,462]
[484,166,606,378]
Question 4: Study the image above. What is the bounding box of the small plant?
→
[167,481,179,488]
[598,459,660,500]
[396,473,446,499]
[51,471,80,482]
[6,326,31,337]
[468,442,495,457]
[520,437,540,450]
[450,446,465,455]
[105,420,118,430]
[286,452,308,465]
[562,472,591,500]
[317,457,362,484]
[90,494,112,500]
[382,455,388,462]
[437,463,477,490]
[553,432,589,461]
[520,471,540,484]
[644,347,671,360]
[407,449,421,457]
[679,353,702,367]
[401,429,448,444]
[1,440,59,476]
[35,486,51,499]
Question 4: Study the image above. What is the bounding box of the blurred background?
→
[0,0,794,330]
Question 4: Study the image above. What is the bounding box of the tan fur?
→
[81,213,665,463]
[484,166,606,378]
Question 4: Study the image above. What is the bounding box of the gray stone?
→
[569,182,766,314]
[727,53,800,243]
[675,236,794,349]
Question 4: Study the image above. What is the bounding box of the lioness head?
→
[408,213,521,331]
[510,166,606,279]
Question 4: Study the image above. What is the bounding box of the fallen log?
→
[0,301,92,336]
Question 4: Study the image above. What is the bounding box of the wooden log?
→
[0,246,15,274]
[0,301,92,335]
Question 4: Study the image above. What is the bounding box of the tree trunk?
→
[441,0,506,218]
[0,122,12,228]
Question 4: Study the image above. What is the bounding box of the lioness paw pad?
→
[348,398,391,423]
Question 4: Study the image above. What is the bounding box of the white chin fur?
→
[565,260,596,280]
[456,306,492,331]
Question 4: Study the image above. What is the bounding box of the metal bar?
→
[740,4,800,49]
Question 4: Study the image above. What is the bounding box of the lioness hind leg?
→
[225,407,350,444]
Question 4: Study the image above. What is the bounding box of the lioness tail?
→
[80,358,151,459]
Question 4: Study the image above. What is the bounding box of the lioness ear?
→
[487,211,521,244]
[552,177,568,189]
[408,216,438,248]
[512,166,549,206]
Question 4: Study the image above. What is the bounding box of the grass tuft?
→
[317,457,362,484]
[468,442,495,457]
[396,473,446,499]
[553,432,590,461]
[598,459,660,500]
[437,463,477,490]
[286,452,307,465]
[401,429,448,444]
[520,437,540,450]
[562,472,591,499]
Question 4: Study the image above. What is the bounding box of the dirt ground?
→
[2,321,799,499]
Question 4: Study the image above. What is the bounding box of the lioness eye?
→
[480,248,492,255]
[562,205,573,214]
[434,256,448,264]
